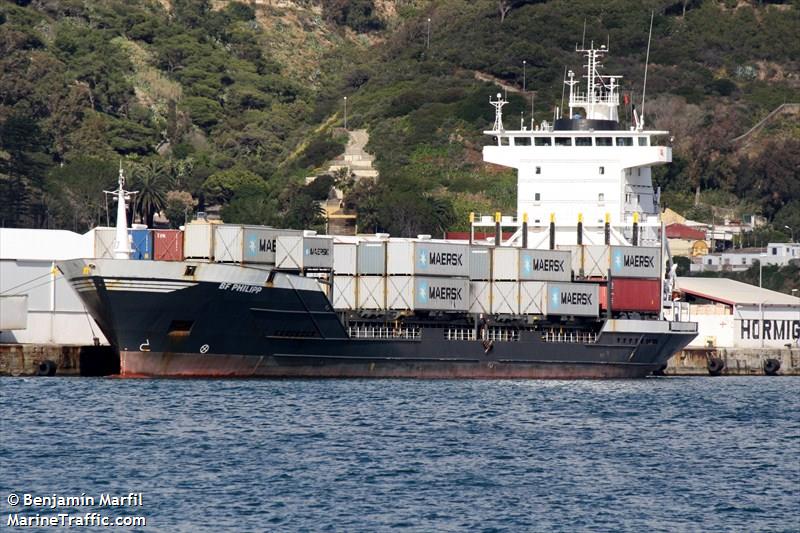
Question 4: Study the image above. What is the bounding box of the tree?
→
[131,160,170,227]
[164,190,196,228]
[202,168,268,206]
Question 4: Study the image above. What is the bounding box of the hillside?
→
[0,0,798,237]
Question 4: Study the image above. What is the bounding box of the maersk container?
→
[518,249,571,282]
[520,281,546,315]
[609,278,661,313]
[276,235,334,270]
[129,228,152,260]
[542,282,599,317]
[584,245,610,277]
[184,221,216,259]
[332,276,357,310]
[153,229,184,261]
[492,247,519,281]
[491,281,519,314]
[609,246,661,279]
[357,242,386,275]
[557,245,583,277]
[243,227,302,264]
[387,276,469,311]
[93,227,116,259]
[334,243,357,275]
[469,281,491,314]
[358,276,386,310]
[469,247,492,280]
[386,241,469,277]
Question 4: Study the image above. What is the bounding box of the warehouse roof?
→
[676,277,800,306]
[666,223,706,240]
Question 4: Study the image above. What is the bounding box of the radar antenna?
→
[489,93,508,132]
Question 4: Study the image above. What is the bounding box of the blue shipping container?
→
[129,229,153,260]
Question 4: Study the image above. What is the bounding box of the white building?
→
[675,277,800,349]
[0,228,109,345]
[691,242,800,273]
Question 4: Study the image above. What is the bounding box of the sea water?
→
[1,377,798,532]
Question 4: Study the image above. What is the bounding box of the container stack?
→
[491,247,519,314]
[468,246,491,314]
[385,240,470,312]
[213,224,302,265]
[357,241,386,310]
[605,245,662,314]
[275,234,334,272]
[519,249,571,315]
[332,241,357,310]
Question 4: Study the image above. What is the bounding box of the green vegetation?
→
[0,0,798,237]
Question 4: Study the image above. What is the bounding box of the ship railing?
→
[543,329,598,344]
[487,328,520,342]
[348,326,420,340]
[444,328,477,341]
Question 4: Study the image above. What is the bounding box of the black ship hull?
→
[59,259,697,379]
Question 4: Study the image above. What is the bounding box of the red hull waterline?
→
[120,351,660,379]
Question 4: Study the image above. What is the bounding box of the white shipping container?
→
[213,224,244,263]
[184,222,216,259]
[357,276,386,310]
[584,245,610,277]
[386,241,470,277]
[492,247,519,280]
[334,243,358,275]
[469,247,492,280]
[357,242,386,275]
[520,281,546,315]
[332,276,357,310]
[543,282,599,317]
[518,249,571,282]
[557,245,583,276]
[93,228,117,259]
[276,236,334,270]
[386,276,469,311]
[609,246,661,279]
[469,281,491,314]
[491,282,519,314]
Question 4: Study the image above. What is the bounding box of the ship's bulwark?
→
[121,351,660,379]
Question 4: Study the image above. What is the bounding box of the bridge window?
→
[638,137,648,146]
[599,166,605,175]
[575,137,592,146]
[596,137,612,146]
[534,137,551,146]
[555,137,572,146]
[534,193,541,201]
[535,166,541,174]
[500,137,510,146]
[616,137,634,146]
[514,137,531,146]
[598,193,605,203]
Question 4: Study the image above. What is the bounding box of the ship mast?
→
[104,163,136,260]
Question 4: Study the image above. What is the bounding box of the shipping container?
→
[276,235,334,270]
[93,228,116,259]
[520,281,546,314]
[584,245,610,277]
[357,242,386,275]
[333,243,357,275]
[557,245,583,276]
[213,224,243,262]
[469,247,492,280]
[386,241,470,277]
[153,229,184,261]
[184,221,216,259]
[129,228,152,260]
[243,227,302,264]
[386,276,469,311]
[332,276,356,310]
[610,246,661,279]
[469,281,491,314]
[492,247,519,280]
[491,282,519,314]
[518,249,571,281]
[609,278,661,312]
[358,276,386,310]
[543,282,599,317]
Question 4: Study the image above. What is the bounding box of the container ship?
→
[58,43,697,378]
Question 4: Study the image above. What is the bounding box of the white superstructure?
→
[479,42,670,248]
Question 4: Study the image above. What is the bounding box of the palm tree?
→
[131,160,169,227]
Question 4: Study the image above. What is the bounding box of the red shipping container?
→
[153,229,184,261]
[609,278,661,313]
